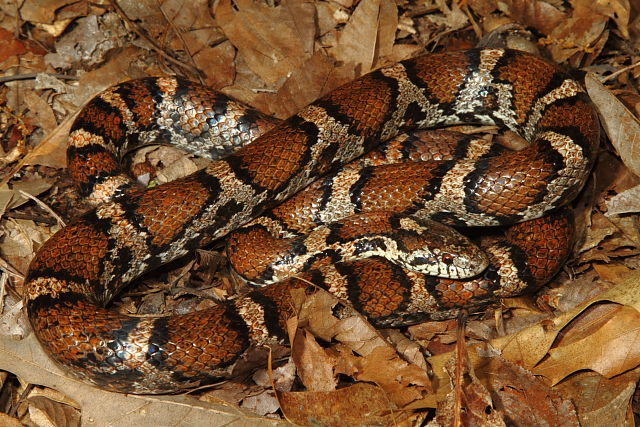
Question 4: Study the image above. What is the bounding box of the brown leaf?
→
[497,0,566,35]
[554,369,640,425]
[23,90,57,135]
[535,305,640,383]
[474,353,579,425]
[277,383,406,426]
[290,329,338,391]
[297,292,432,407]
[27,395,81,427]
[374,0,398,60]
[215,0,315,85]
[262,51,357,118]
[351,345,432,407]
[19,0,78,24]
[0,28,28,62]
[436,348,506,426]
[544,16,607,62]
[194,41,236,89]
[589,0,630,39]
[429,271,640,401]
[586,73,640,178]
[331,0,379,72]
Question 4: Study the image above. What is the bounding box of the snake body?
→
[24,49,599,393]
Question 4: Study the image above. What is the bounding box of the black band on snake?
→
[24,48,600,393]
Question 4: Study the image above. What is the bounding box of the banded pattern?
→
[24,49,599,393]
[227,211,491,285]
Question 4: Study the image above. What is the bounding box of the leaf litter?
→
[0,0,639,425]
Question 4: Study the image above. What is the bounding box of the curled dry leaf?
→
[535,305,640,384]
[430,270,640,404]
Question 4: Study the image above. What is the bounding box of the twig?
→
[108,0,200,79]
[601,59,640,83]
[156,0,204,85]
[453,311,468,427]
[17,190,65,227]
[0,272,7,314]
[8,383,34,418]
[0,73,79,84]
[4,211,58,225]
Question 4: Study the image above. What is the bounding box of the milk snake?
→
[24,49,600,393]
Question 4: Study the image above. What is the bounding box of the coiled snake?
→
[24,49,600,393]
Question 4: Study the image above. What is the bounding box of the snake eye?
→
[442,253,454,265]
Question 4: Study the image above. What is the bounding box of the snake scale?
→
[24,49,600,393]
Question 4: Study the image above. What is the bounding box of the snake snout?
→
[450,248,489,278]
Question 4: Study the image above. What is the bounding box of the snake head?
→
[394,218,490,279]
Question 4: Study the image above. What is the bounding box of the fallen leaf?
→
[556,369,639,426]
[277,383,406,426]
[535,305,640,383]
[290,329,338,391]
[215,0,314,86]
[474,350,579,425]
[497,0,566,35]
[27,395,81,427]
[436,344,506,426]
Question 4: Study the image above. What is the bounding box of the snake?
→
[23,48,600,394]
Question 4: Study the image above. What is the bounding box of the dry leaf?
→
[290,329,338,391]
[27,395,81,427]
[586,73,640,178]
[555,369,639,426]
[277,383,405,426]
[535,305,640,383]
[473,351,579,425]
[497,0,566,35]
[331,0,381,72]
[298,291,432,407]
[23,90,57,135]
[19,0,78,24]
[430,270,640,402]
[436,347,506,426]
[605,184,640,215]
[215,0,314,86]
